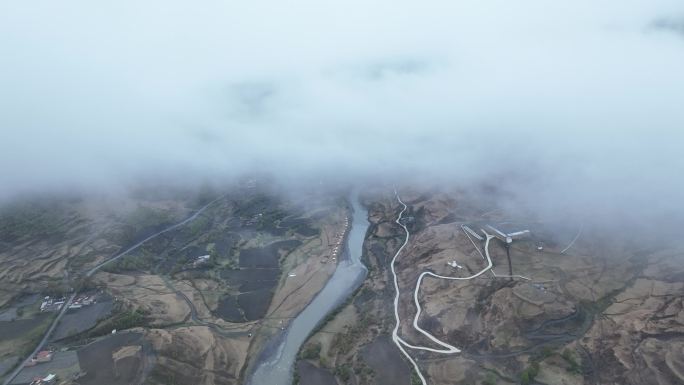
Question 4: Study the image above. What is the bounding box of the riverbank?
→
[246,190,370,385]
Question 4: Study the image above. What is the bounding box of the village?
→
[6,291,114,385]
[40,294,96,313]
[322,214,349,264]
[25,354,56,385]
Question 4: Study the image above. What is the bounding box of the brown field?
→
[145,326,249,385]
[94,272,191,325]
[76,331,147,385]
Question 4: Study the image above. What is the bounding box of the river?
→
[247,190,369,385]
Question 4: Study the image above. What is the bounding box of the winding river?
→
[247,191,369,385]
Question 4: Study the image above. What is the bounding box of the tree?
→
[482,373,497,385]
[520,371,530,385]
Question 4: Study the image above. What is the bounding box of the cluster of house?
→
[39,297,66,312]
[329,215,349,261]
[29,373,56,385]
[25,350,53,367]
[68,294,96,309]
[40,294,95,312]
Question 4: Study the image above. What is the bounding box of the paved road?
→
[2,196,224,385]
[561,223,583,254]
[389,191,505,385]
[461,224,531,281]
[389,191,430,385]
[406,232,494,354]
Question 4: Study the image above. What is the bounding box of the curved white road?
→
[390,191,531,385]
[560,223,583,254]
[461,224,531,281]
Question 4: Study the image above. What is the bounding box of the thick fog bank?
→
[1,0,683,225]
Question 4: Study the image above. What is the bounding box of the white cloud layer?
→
[1,0,683,221]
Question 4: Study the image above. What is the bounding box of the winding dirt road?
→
[390,191,520,385]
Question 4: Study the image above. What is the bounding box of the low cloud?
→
[1,0,683,225]
[651,17,684,36]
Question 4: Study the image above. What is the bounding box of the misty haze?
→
[1,1,683,385]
